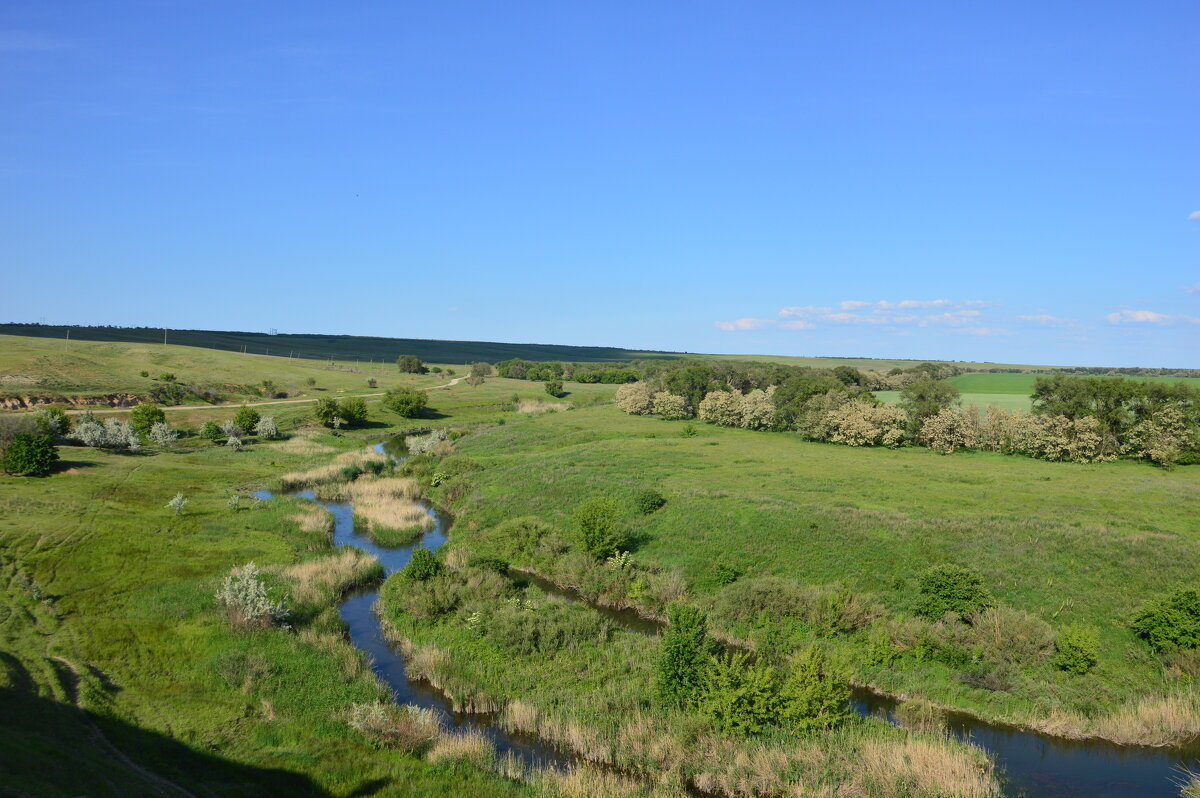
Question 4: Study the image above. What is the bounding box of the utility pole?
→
[64,328,70,353]
[163,328,168,346]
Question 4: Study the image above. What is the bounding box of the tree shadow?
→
[0,683,336,797]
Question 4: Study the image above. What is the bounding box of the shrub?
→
[129,403,166,435]
[822,399,906,447]
[147,422,178,447]
[698,651,779,736]
[714,563,742,586]
[914,564,994,622]
[406,428,448,456]
[487,598,612,656]
[215,562,289,628]
[200,421,223,442]
[544,379,565,398]
[140,370,149,377]
[305,377,317,387]
[396,354,427,374]
[313,396,339,426]
[0,415,37,464]
[73,417,140,450]
[33,406,70,438]
[482,516,556,561]
[573,496,626,559]
[920,407,981,454]
[778,644,852,733]
[652,391,690,420]
[634,488,666,515]
[470,362,492,378]
[158,372,175,382]
[348,702,440,753]
[656,603,713,708]
[253,416,280,439]
[1054,625,1100,674]
[740,388,775,430]
[614,382,653,415]
[967,606,1054,665]
[404,547,443,581]
[2,433,57,476]
[233,406,261,435]
[149,382,191,405]
[698,390,742,427]
[165,493,188,515]
[227,436,244,451]
[338,397,369,427]
[220,420,244,439]
[1130,589,1200,651]
[383,387,428,418]
[367,378,378,388]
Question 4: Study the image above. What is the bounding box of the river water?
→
[252,441,1199,797]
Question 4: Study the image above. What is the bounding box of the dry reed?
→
[347,477,433,539]
[284,548,382,605]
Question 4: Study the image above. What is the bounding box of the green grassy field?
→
[874,390,1033,413]
[438,404,1200,744]
[0,393,535,796]
[946,373,1200,394]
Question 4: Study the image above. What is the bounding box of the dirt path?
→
[66,377,462,414]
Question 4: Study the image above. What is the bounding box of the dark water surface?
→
[253,441,1199,796]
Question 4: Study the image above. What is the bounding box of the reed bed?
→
[278,448,387,489]
[517,400,572,414]
[1036,689,1200,747]
[346,477,434,542]
[284,548,383,606]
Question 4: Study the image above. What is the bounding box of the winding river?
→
[254,440,1199,797]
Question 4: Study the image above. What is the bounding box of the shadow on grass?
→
[0,682,334,797]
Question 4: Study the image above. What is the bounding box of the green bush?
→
[573,496,626,559]
[698,651,779,736]
[139,370,150,377]
[1130,589,1200,651]
[467,556,509,574]
[482,516,556,561]
[634,488,666,515]
[2,433,58,476]
[129,403,166,435]
[233,406,261,436]
[1053,625,1100,673]
[200,421,223,442]
[914,563,994,622]
[149,382,190,405]
[396,354,426,374]
[655,603,712,708]
[338,397,369,427]
[382,388,428,418]
[403,547,443,581]
[544,380,565,398]
[313,397,339,426]
[714,562,743,586]
[778,645,852,733]
[486,599,612,656]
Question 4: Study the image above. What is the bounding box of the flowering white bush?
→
[651,391,690,420]
[73,417,141,450]
[215,562,289,628]
[148,422,178,447]
[822,400,906,447]
[614,382,653,415]
[253,416,280,439]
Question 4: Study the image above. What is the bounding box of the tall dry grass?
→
[853,737,999,798]
[347,476,433,539]
[517,400,571,414]
[279,448,386,489]
[291,505,333,536]
[427,729,495,768]
[1037,690,1200,747]
[284,548,382,605]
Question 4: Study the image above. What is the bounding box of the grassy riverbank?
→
[437,404,1200,747]
[0,425,528,796]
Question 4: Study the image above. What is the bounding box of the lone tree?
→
[655,603,712,707]
[129,403,166,436]
[544,379,565,398]
[382,387,428,418]
[899,379,960,432]
[396,355,427,374]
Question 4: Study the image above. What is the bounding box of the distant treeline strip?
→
[0,324,684,366]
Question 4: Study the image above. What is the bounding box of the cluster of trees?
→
[655,604,852,737]
[616,373,1200,466]
[496,358,638,384]
[396,354,428,374]
[0,414,58,476]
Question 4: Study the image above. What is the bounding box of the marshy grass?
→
[278,448,387,489]
[856,736,999,797]
[1037,689,1200,747]
[291,504,333,537]
[283,548,383,606]
[346,476,434,543]
[427,728,495,768]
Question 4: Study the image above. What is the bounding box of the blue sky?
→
[1,2,1197,367]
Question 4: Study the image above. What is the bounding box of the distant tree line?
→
[616,372,1200,467]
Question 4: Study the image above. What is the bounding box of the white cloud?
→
[715,317,774,331]
[959,327,1010,336]
[839,300,870,310]
[1189,210,1200,221]
[1186,283,1200,295]
[1105,309,1200,325]
[779,320,815,330]
[1018,314,1075,328]
[778,305,832,318]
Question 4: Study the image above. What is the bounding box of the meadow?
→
[440,403,1200,745]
